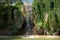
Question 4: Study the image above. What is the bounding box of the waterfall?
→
[24,2,34,35]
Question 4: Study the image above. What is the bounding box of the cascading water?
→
[24,2,34,35]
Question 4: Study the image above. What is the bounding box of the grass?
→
[1,38,60,40]
[0,35,60,40]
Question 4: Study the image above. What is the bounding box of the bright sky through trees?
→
[22,0,33,3]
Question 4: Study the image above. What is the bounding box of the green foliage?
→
[0,0,23,34]
[32,0,44,27]
[14,0,23,9]
[32,0,60,35]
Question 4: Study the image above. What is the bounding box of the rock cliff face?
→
[0,6,24,35]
